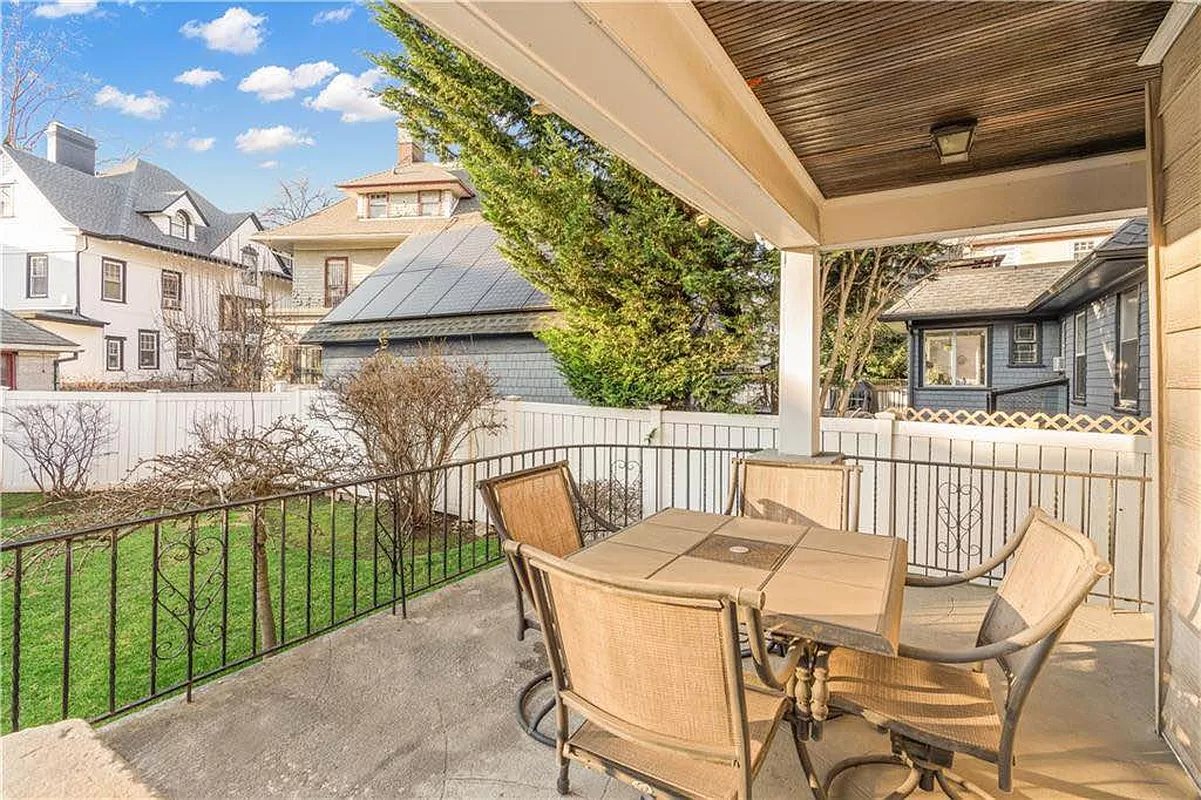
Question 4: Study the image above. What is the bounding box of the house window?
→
[282,344,323,384]
[170,210,191,239]
[0,184,13,217]
[1,352,15,389]
[1073,311,1087,402]
[922,328,987,387]
[367,193,388,219]
[219,295,262,333]
[241,246,259,284]
[105,337,125,371]
[1073,240,1095,260]
[1115,290,1140,409]
[1010,322,1039,366]
[175,332,195,370]
[138,330,160,370]
[101,258,125,302]
[419,190,441,216]
[324,257,349,307]
[26,254,49,298]
[161,270,182,309]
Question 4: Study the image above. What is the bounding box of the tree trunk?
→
[252,516,279,651]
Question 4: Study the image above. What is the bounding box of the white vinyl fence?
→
[1,389,1154,606]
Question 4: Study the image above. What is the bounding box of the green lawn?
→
[0,492,502,733]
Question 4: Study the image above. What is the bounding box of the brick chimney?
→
[396,123,424,168]
[45,122,96,175]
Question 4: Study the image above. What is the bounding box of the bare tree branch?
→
[259,177,335,229]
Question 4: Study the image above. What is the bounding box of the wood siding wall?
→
[1151,12,1201,786]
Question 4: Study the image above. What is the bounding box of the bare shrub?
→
[1,401,113,499]
[577,476,643,534]
[312,345,503,531]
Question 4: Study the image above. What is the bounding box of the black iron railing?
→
[0,443,1151,733]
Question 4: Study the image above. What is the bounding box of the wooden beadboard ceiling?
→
[694,2,1168,198]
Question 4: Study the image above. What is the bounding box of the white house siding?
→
[321,334,580,404]
[290,247,394,309]
[0,153,78,313]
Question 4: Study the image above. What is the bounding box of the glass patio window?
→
[1116,290,1139,408]
[1010,322,1039,365]
[26,254,48,298]
[161,270,182,309]
[923,328,987,387]
[101,259,125,302]
[138,330,160,370]
[1073,311,1087,401]
[367,194,388,218]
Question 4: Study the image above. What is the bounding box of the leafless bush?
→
[578,476,643,533]
[1,401,113,499]
[312,345,503,530]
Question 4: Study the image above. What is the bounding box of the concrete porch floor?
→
[99,566,1194,799]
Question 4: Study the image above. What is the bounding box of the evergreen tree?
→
[372,6,777,410]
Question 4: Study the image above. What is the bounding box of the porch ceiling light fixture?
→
[930,119,977,165]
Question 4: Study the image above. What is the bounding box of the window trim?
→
[324,256,349,307]
[26,253,49,299]
[105,336,125,372]
[175,332,195,370]
[170,210,191,239]
[366,193,388,219]
[920,326,990,389]
[1113,288,1140,412]
[1008,321,1042,367]
[101,257,126,303]
[161,269,182,310]
[0,183,14,217]
[1,351,16,389]
[1072,310,1087,403]
[418,189,441,216]
[137,329,160,370]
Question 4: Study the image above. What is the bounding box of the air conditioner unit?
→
[1051,356,1065,372]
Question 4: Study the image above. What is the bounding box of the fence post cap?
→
[873,411,896,420]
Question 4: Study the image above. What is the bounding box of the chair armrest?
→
[743,608,802,691]
[566,479,620,533]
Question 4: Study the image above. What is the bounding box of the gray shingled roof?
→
[0,310,81,350]
[3,145,287,276]
[882,261,1073,321]
[319,221,551,326]
[302,309,559,345]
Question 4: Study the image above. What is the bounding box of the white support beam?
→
[395,0,822,248]
[777,249,822,458]
[819,151,1148,249]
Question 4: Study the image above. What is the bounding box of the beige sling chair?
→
[725,457,862,531]
[506,539,824,799]
[822,508,1111,798]
[478,461,616,747]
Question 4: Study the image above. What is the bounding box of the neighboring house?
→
[302,219,578,403]
[884,218,1150,417]
[0,310,81,390]
[255,125,478,384]
[0,122,290,386]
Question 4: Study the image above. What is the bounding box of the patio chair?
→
[725,457,862,531]
[505,539,821,799]
[823,508,1112,797]
[477,461,616,746]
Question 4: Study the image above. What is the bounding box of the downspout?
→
[907,322,917,408]
[53,351,79,390]
[76,235,90,314]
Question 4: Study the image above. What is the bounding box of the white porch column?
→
[777,248,822,457]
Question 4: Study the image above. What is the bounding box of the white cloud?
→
[304,68,394,123]
[162,132,182,150]
[235,126,314,154]
[187,137,216,152]
[312,6,353,24]
[174,68,225,88]
[258,160,278,169]
[180,7,266,55]
[94,85,171,120]
[238,61,337,102]
[33,0,98,18]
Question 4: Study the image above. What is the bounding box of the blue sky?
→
[25,0,406,212]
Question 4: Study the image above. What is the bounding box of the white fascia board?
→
[396,0,821,248]
[1138,2,1198,67]
[819,151,1148,250]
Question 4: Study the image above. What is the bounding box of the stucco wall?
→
[321,334,580,404]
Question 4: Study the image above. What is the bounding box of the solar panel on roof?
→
[473,277,539,313]
[401,225,472,272]
[353,271,433,321]
[429,262,507,315]
[321,273,395,322]
[373,236,430,276]
[386,267,469,318]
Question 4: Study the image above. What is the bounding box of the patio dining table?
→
[567,507,908,738]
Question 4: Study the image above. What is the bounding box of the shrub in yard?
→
[577,476,643,534]
[1,401,114,499]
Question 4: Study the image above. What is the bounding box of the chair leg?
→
[517,669,556,748]
[824,754,912,797]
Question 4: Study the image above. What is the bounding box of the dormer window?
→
[364,190,445,219]
[418,190,441,216]
[241,246,259,284]
[170,210,191,239]
[367,193,388,219]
